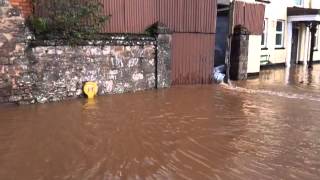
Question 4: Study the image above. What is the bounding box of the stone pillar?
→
[230,25,249,80]
[155,23,172,88]
[0,0,33,104]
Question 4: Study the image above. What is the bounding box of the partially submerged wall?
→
[28,38,157,104]
[0,0,33,103]
[2,35,171,105]
[0,34,171,104]
[0,1,172,104]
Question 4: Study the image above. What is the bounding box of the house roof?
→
[288,7,320,16]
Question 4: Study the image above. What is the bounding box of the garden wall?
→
[0,35,173,104]
[27,38,157,104]
[0,1,171,104]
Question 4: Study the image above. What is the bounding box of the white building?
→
[217,0,320,75]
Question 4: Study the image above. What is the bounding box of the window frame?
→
[275,20,285,49]
[261,18,268,49]
[293,0,304,7]
[0,0,7,6]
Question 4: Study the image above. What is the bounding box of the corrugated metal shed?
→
[101,0,216,34]
[233,1,265,35]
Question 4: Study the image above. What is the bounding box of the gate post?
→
[230,25,249,80]
[155,23,172,88]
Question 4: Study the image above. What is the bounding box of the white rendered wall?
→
[247,35,262,73]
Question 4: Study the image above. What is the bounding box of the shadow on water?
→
[0,65,320,179]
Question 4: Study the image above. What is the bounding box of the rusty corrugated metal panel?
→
[196,0,217,33]
[35,0,217,34]
[233,1,265,35]
[171,33,215,85]
[102,0,125,33]
[104,0,157,33]
[101,0,216,34]
[234,1,245,28]
[156,0,216,33]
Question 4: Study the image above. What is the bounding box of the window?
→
[275,20,285,48]
[261,19,268,48]
[0,0,6,6]
[293,0,303,6]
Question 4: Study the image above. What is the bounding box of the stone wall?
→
[156,24,172,88]
[0,36,162,104]
[28,38,157,104]
[0,0,33,104]
[0,0,172,105]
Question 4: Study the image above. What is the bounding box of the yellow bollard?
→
[83,82,98,99]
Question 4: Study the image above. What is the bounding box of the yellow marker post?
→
[83,82,98,99]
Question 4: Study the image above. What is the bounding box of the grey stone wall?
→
[0,1,172,105]
[156,24,172,88]
[28,39,156,104]
[0,36,159,104]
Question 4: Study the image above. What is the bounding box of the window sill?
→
[292,5,304,8]
[261,47,268,50]
[275,47,285,50]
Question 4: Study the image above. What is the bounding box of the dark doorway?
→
[291,26,299,65]
[214,7,229,67]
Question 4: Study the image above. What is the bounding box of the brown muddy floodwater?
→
[1,65,320,180]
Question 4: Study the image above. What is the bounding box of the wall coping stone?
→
[156,23,173,34]
[30,34,156,47]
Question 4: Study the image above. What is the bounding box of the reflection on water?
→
[1,65,320,180]
[232,64,320,101]
[238,64,320,92]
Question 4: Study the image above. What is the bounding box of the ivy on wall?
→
[28,0,110,45]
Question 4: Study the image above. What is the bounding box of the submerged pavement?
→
[0,65,320,180]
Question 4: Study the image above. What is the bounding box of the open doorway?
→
[214,5,229,67]
[291,24,300,65]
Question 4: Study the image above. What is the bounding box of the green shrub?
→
[29,0,110,44]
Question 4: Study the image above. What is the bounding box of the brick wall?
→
[10,0,32,17]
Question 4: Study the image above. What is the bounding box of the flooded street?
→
[1,65,320,180]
